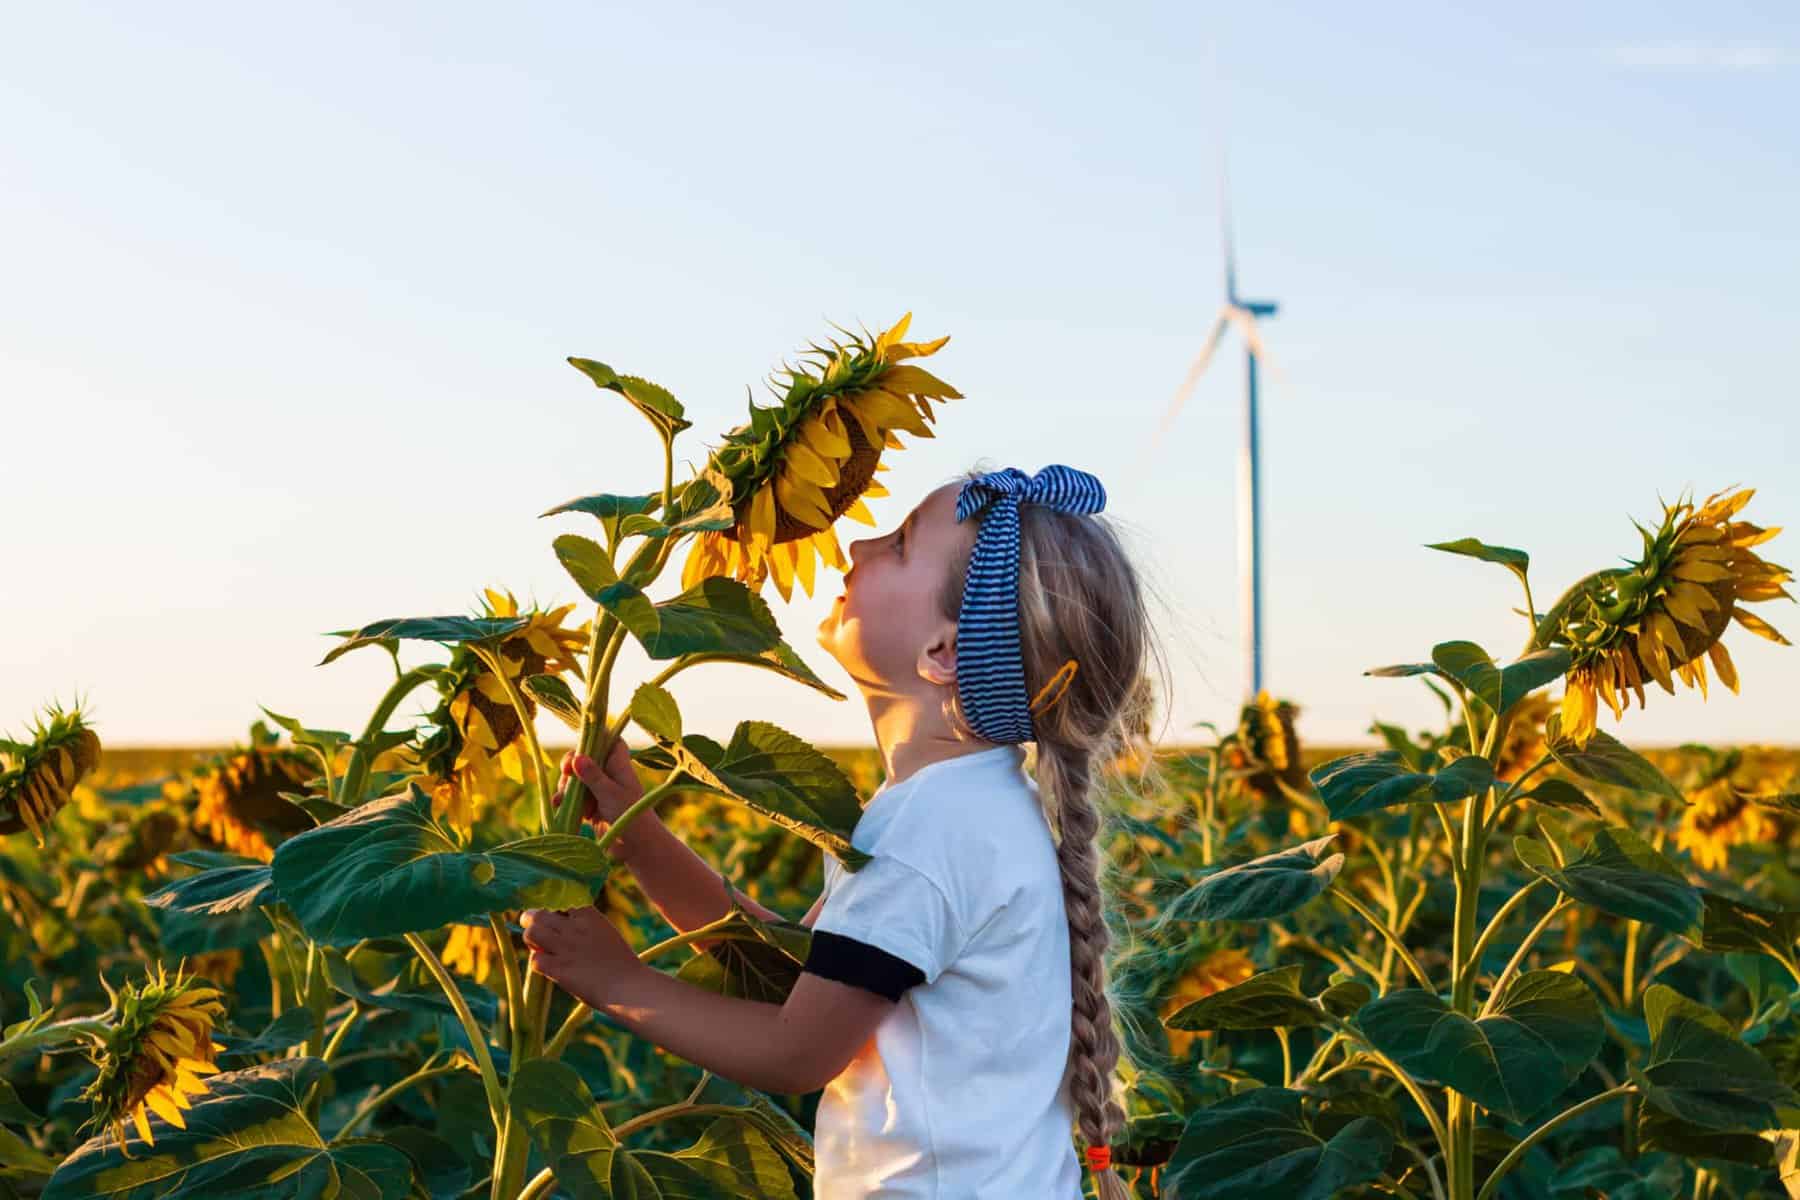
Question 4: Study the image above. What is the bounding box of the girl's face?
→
[816,482,972,691]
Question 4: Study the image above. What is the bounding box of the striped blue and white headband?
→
[953,464,1108,744]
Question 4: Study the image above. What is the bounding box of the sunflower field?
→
[4,315,1799,1199]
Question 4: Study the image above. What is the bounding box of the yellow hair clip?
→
[1029,658,1080,715]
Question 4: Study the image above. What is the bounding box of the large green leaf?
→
[1355,970,1603,1122]
[318,616,530,667]
[1550,1146,1685,1198]
[523,674,583,731]
[1165,966,1322,1033]
[1426,537,1530,580]
[0,1123,56,1178]
[319,946,501,1025]
[143,853,274,916]
[1310,751,1494,820]
[1515,825,1701,935]
[669,645,848,702]
[1159,1087,1391,1200]
[644,723,869,870]
[1697,892,1800,960]
[1160,836,1345,924]
[1638,984,1798,1131]
[1430,641,1572,716]
[630,683,683,743]
[597,576,783,662]
[553,534,620,602]
[674,892,813,1004]
[43,1058,413,1200]
[1543,715,1682,800]
[566,358,692,441]
[271,785,611,945]
[508,1059,797,1199]
[540,491,662,547]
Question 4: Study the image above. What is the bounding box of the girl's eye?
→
[894,530,905,555]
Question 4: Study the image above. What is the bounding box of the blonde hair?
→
[937,466,1170,1198]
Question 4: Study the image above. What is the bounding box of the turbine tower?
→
[1152,167,1279,700]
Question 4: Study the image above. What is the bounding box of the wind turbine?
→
[1152,168,1279,700]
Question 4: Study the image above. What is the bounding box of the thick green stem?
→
[403,932,503,1127]
[1457,879,1546,998]
[1475,1085,1634,1200]
[1479,898,1576,1018]
[488,912,525,1056]
[518,1168,558,1200]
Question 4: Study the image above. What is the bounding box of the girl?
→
[523,463,1163,1199]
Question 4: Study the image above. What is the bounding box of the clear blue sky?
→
[4,1,1796,750]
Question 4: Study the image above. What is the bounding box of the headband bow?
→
[954,465,1107,743]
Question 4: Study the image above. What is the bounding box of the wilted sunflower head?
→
[422,589,587,826]
[0,700,102,846]
[80,963,225,1154]
[189,726,315,864]
[1159,946,1255,1058]
[681,313,962,602]
[1552,486,1791,745]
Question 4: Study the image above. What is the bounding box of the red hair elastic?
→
[1085,1144,1111,1172]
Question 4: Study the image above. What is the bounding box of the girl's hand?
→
[520,905,642,1006]
[556,738,657,862]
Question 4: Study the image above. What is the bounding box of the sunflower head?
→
[79,963,226,1154]
[442,922,503,985]
[681,313,962,601]
[189,726,316,863]
[1159,947,1255,1058]
[422,589,587,827]
[1552,486,1791,745]
[1,700,102,846]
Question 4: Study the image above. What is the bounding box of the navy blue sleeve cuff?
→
[802,930,926,1002]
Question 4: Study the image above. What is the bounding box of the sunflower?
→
[0,700,102,846]
[442,922,506,985]
[1675,776,1778,872]
[1552,486,1791,746]
[423,589,588,827]
[1159,947,1255,1058]
[680,313,962,602]
[189,729,315,864]
[79,963,226,1154]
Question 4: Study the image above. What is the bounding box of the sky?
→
[3,1,1797,754]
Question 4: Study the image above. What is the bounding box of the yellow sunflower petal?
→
[749,486,777,550]
[876,364,964,400]
[783,441,841,488]
[144,1088,188,1130]
[793,535,817,595]
[132,1103,156,1146]
[768,542,796,603]
[774,472,833,531]
[813,527,848,571]
[842,496,878,527]
[798,412,852,459]
[1733,608,1792,645]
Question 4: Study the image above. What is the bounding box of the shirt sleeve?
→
[804,852,964,997]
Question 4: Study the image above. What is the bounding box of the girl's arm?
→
[565,748,823,949]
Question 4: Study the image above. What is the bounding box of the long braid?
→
[938,465,1171,1195]
[1040,740,1133,1199]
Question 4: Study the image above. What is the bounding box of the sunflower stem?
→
[0,1016,112,1064]
[403,932,503,1128]
[332,1056,462,1141]
[488,912,525,1058]
[1334,888,1433,992]
[339,665,441,805]
[1478,898,1576,1018]
[472,645,553,836]
[1475,1085,1634,1200]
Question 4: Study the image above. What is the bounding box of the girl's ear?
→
[916,619,958,687]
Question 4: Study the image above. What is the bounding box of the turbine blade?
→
[1220,153,1238,304]
[1223,305,1281,380]
[1152,311,1232,442]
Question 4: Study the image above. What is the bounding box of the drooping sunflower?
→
[189,725,316,863]
[422,588,588,827]
[680,313,962,602]
[79,963,226,1153]
[1551,486,1791,746]
[1159,947,1255,1058]
[0,700,102,846]
[1675,776,1777,872]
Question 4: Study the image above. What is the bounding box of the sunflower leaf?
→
[1430,641,1573,716]
[1696,892,1800,960]
[1165,965,1322,1032]
[567,358,692,441]
[522,674,583,731]
[508,1059,797,1200]
[629,683,682,743]
[1159,1088,1392,1200]
[1544,715,1683,800]
[1426,538,1531,583]
[540,491,661,546]
[1639,984,1799,1131]
[319,616,530,667]
[1161,836,1344,923]
[675,891,812,1005]
[43,1058,414,1200]
[596,576,783,661]
[1515,825,1700,935]
[1310,751,1494,820]
[552,534,620,603]
[1355,970,1603,1122]
[654,722,869,870]
[270,784,611,945]
[144,856,274,916]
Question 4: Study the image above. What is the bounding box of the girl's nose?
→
[848,536,871,565]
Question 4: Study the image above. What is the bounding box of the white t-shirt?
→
[807,743,1084,1199]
